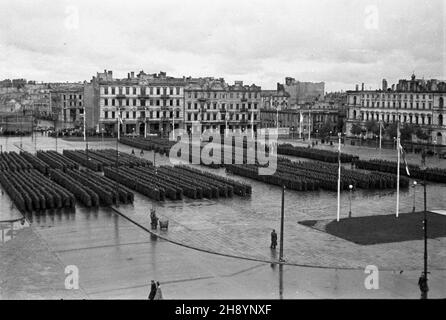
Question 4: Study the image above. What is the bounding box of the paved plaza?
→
[1,136,446,299]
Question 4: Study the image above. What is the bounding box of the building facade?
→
[184,79,261,134]
[96,70,187,136]
[261,87,290,110]
[346,74,446,145]
[280,77,325,106]
[260,103,339,136]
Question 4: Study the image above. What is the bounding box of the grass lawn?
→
[298,211,446,245]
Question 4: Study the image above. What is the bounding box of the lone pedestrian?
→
[270,229,277,249]
[140,149,144,157]
[131,149,135,155]
[148,280,157,300]
[153,281,163,300]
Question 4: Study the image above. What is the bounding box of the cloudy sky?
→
[0,0,444,91]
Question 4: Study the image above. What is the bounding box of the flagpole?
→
[379,121,382,151]
[299,111,302,139]
[396,114,400,218]
[172,109,175,140]
[337,132,341,222]
[308,110,311,144]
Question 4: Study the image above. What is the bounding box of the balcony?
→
[160,94,170,99]
[138,94,150,99]
[116,93,126,99]
[198,97,207,103]
[240,107,248,112]
[241,97,248,102]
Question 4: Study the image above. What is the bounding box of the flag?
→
[399,141,410,176]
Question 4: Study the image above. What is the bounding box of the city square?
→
[0,0,445,304]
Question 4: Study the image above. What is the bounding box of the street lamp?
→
[348,184,353,218]
[417,162,429,299]
[412,181,417,212]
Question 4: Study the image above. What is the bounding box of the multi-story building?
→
[184,78,261,134]
[346,74,446,145]
[280,77,325,106]
[261,86,290,110]
[95,70,187,136]
[50,84,85,126]
[260,102,339,136]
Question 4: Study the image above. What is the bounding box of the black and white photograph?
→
[0,0,445,308]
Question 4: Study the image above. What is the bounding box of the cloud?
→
[0,0,444,91]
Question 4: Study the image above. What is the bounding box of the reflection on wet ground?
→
[0,136,445,298]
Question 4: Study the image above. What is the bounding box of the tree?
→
[400,124,415,141]
[319,120,335,139]
[350,123,362,136]
[365,120,379,135]
[385,123,398,139]
[415,126,430,141]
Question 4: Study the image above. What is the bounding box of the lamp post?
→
[412,181,417,212]
[418,164,429,299]
[348,184,353,218]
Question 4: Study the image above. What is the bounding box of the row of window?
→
[186,113,258,121]
[103,86,182,96]
[104,110,181,119]
[352,111,438,125]
[63,101,82,107]
[63,94,82,100]
[186,92,260,99]
[357,93,433,100]
[103,98,181,107]
[356,100,433,109]
[186,102,258,110]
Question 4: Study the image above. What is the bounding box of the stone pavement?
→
[1,136,446,298]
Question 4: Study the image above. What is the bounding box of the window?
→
[132,111,136,119]
[104,111,108,119]
[111,88,115,95]
[176,87,180,95]
[170,87,174,95]
[133,87,137,95]
[126,99,129,106]
[111,111,115,118]
[156,88,160,95]
[156,100,160,106]
[126,112,129,119]
[133,99,136,106]
[126,87,129,94]
[112,99,115,106]
[104,99,108,106]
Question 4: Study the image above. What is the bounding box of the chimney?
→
[355,84,359,91]
[361,83,364,91]
[127,73,130,79]
[131,72,135,78]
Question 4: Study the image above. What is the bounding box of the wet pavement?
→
[1,135,445,298]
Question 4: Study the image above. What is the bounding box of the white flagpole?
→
[379,121,382,150]
[251,108,254,139]
[117,109,120,140]
[337,132,341,222]
[83,107,86,142]
[172,109,175,140]
[396,116,400,217]
[308,111,311,143]
[299,111,302,139]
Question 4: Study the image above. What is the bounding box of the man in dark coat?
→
[148,280,157,300]
[270,229,278,249]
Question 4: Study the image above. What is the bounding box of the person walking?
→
[140,149,144,157]
[270,229,278,249]
[131,149,135,155]
[148,280,157,300]
[153,281,163,300]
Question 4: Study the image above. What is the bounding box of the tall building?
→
[346,74,446,145]
[184,78,261,134]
